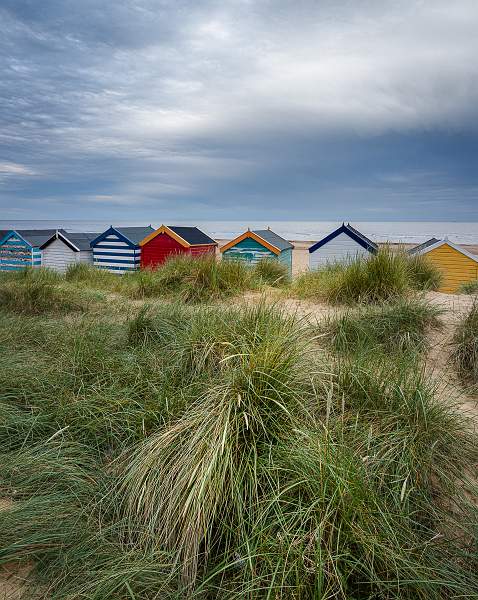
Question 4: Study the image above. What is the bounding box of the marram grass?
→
[0,300,477,598]
[452,299,478,384]
[291,247,442,305]
[321,297,443,355]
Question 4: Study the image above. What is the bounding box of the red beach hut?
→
[139,225,217,269]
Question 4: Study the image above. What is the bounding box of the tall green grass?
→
[252,258,289,286]
[322,297,443,354]
[0,276,85,315]
[292,247,442,305]
[452,300,478,384]
[65,262,117,288]
[406,252,443,291]
[459,280,478,295]
[0,300,477,598]
[122,254,258,303]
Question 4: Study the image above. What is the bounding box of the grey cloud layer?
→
[1,0,477,219]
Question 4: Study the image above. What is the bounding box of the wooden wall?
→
[425,244,478,293]
[0,233,38,271]
[92,232,141,274]
[309,232,371,270]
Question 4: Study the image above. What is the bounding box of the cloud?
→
[0,161,37,181]
[0,1,477,220]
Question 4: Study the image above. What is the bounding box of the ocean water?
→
[1,220,477,245]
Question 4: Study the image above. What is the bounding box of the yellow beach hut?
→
[409,238,478,293]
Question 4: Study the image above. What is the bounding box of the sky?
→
[0,0,477,222]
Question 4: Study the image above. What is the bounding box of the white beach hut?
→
[40,231,97,272]
[308,223,378,269]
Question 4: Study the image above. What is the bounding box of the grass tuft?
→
[123,254,257,303]
[452,300,478,384]
[291,247,442,305]
[253,258,289,286]
[459,279,478,295]
[322,297,443,354]
[406,252,443,291]
[0,278,86,315]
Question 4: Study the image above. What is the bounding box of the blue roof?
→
[0,229,67,248]
[90,226,154,247]
[408,238,440,255]
[308,223,377,254]
[253,229,294,252]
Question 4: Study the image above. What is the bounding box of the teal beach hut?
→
[0,229,63,271]
[220,228,294,275]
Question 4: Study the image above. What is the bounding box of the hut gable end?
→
[408,238,478,293]
[90,226,153,274]
[308,223,377,271]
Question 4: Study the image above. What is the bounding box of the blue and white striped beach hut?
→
[0,229,64,271]
[89,226,154,274]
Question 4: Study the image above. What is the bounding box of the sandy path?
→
[425,292,478,427]
[0,499,36,600]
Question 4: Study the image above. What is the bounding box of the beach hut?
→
[220,228,294,275]
[408,238,478,293]
[139,225,217,269]
[89,226,154,274]
[308,223,377,270]
[39,231,97,272]
[0,229,63,271]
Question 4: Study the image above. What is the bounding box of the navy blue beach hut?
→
[220,228,294,275]
[89,226,154,274]
[0,229,64,271]
[308,223,377,270]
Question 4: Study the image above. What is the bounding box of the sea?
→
[1,220,477,245]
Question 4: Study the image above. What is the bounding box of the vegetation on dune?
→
[292,247,442,305]
[122,254,260,302]
[65,262,117,288]
[322,297,443,354]
[252,257,289,286]
[0,267,89,315]
[459,279,478,295]
[0,293,477,598]
[406,252,443,291]
[452,299,478,385]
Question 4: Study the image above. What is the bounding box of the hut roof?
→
[139,225,217,248]
[220,228,293,255]
[408,238,478,263]
[252,229,294,252]
[16,229,67,247]
[309,223,377,254]
[168,226,217,246]
[115,226,155,245]
[90,226,155,247]
[40,231,98,252]
[408,238,440,255]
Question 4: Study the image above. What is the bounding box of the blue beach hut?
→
[89,226,154,274]
[0,229,64,271]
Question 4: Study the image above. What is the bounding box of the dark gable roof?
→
[0,230,8,242]
[40,231,98,251]
[17,229,67,247]
[408,238,440,255]
[309,223,377,254]
[168,226,217,246]
[253,229,294,252]
[116,226,155,245]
